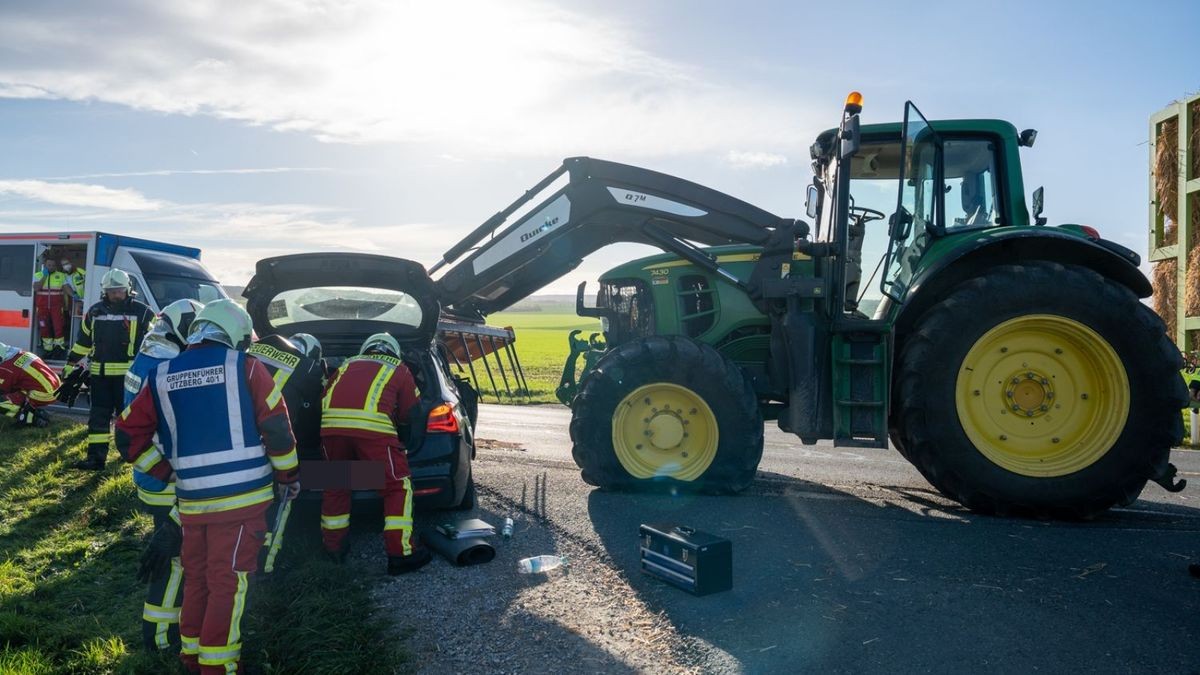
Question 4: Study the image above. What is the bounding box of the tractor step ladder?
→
[831,330,890,449]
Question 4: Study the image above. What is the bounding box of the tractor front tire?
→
[570,336,763,492]
[894,262,1186,518]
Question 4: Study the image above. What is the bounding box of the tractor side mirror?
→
[805,184,821,219]
[1032,186,1047,226]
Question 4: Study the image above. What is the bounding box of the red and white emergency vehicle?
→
[0,231,226,359]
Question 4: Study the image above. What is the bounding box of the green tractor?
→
[432,94,1187,518]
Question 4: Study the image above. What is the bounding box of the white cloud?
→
[39,167,342,180]
[0,1,818,158]
[725,150,789,170]
[0,180,162,211]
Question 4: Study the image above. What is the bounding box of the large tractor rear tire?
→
[570,336,763,492]
[894,262,1186,518]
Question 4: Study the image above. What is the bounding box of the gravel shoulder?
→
[364,449,731,674]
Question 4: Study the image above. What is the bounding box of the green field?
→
[0,423,407,674]
[470,311,601,404]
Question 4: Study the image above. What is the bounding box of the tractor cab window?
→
[944,139,1000,228]
[677,275,717,337]
[597,279,654,344]
[842,140,904,317]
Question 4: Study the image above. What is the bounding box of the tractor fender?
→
[891,228,1150,339]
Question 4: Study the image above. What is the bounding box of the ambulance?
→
[0,231,227,360]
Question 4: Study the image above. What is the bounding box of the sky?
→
[0,0,1196,295]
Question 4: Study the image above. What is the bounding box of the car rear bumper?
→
[296,431,471,509]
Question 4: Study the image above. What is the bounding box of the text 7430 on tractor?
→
[432,93,1188,518]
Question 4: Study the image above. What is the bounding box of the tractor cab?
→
[808,100,1032,322]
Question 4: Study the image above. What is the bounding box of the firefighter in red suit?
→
[0,341,60,423]
[320,332,431,574]
[116,299,299,674]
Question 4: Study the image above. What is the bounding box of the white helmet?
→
[188,299,253,350]
[158,299,205,348]
[360,332,400,358]
[290,333,323,360]
[101,268,132,292]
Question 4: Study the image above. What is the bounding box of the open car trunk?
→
[243,252,440,348]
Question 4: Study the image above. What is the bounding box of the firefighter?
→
[116,299,299,675]
[246,332,326,574]
[66,268,156,471]
[0,341,60,426]
[320,332,431,574]
[33,256,70,358]
[123,298,204,652]
[247,332,326,460]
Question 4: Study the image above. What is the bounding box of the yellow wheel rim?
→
[955,314,1129,477]
[612,383,718,481]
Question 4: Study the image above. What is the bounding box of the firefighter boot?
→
[324,540,350,565]
[73,447,106,471]
[387,547,432,575]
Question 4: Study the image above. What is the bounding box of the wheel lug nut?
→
[644,398,651,404]
[1011,377,1020,385]
[1055,348,1063,354]
[1052,438,1060,444]
[974,390,981,396]
[1012,405,1021,411]
[636,444,643,449]
[1000,435,1008,441]
[1006,391,1014,398]
[1001,347,1008,353]
[1081,394,1088,400]
[1040,378,1049,385]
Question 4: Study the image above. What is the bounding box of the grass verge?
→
[0,420,408,674]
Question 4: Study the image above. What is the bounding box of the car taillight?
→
[413,487,442,496]
[426,403,459,433]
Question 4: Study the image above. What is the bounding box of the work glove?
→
[276,481,301,501]
[61,363,77,379]
[137,519,182,583]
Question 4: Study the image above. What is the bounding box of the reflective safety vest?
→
[69,298,155,377]
[249,337,325,454]
[66,268,86,296]
[33,270,68,301]
[321,354,414,440]
[0,347,60,406]
[125,351,175,507]
[147,346,273,511]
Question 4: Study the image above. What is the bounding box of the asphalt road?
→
[472,403,1200,673]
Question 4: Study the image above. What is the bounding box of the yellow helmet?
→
[360,332,400,358]
[100,268,132,292]
[188,299,253,350]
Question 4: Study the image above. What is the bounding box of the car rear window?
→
[266,286,425,329]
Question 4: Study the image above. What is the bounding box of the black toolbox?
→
[639,523,732,596]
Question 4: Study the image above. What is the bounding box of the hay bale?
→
[1157,116,1180,242]
[1187,239,1200,316]
[1191,102,1200,179]
[1154,259,1178,338]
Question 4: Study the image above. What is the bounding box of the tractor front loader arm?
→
[432,157,801,319]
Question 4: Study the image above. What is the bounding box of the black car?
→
[243,252,477,509]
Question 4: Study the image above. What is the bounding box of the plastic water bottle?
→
[502,517,514,540]
[517,555,566,574]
